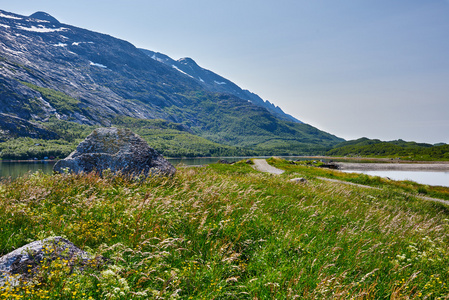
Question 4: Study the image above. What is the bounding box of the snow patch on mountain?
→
[17,25,68,33]
[151,54,166,63]
[89,61,107,68]
[0,23,10,29]
[72,41,94,46]
[0,12,22,20]
[172,65,194,78]
[53,43,67,47]
[214,81,227,85]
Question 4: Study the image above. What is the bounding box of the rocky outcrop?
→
[53,127,176,176]
[0,236,93,287]
[0,113,59,141]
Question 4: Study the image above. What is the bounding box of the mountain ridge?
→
[139,49,301,123]
[0,9,343,156]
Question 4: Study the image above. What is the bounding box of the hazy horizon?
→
[1,0,448,144]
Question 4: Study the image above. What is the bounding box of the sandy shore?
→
[336,162,449,171]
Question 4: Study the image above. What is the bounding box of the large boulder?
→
[0,236,94,287]
[53,127,176,176]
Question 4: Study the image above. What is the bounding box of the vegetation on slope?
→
[0,118,94,160]
[1,159,449,299]
[179,92,343,154]
[111,117,254,158]
[0,117,255,160]
[327,137,449,161]
[0,110,343,160]
[20,82,81,114]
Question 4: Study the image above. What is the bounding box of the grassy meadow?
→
[1,158,449,299]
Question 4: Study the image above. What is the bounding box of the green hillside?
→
[327,138,449,160]
[0,117,252,160]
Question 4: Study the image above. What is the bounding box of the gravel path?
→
[252,159,285,174]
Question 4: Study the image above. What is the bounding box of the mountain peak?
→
[178,57,198,66]
[29,11,59,24]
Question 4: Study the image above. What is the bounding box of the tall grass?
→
[1,160,449,299]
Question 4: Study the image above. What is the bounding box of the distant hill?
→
[0,9,343,158]
[327,138,449,160]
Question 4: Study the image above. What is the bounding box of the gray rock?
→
[0,236,93,287]
[290,177,308,184]
[53,127,176,177]
[217,159,230,164]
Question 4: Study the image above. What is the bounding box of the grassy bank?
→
[1,159,449,299]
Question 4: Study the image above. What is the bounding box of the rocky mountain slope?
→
[0,9,343,154]
[139,49,301,123]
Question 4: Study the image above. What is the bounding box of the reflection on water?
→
[343,170,449,187]
[167,157,253,166]
[0,161,56,180]
[0,157,258,179]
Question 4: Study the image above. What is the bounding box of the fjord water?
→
[2,160,448,187]
[0,158,250,179]
[343,170,449,187]
[0,161,56,179]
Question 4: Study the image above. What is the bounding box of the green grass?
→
[20,82,81,114]
[268,157,449,201]
[1,160,449,299]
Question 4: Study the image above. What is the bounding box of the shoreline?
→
[303,156,449,165]
[336,162,449,171]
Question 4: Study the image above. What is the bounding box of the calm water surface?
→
[0,157,258,179]
[2,160,448,187]
[0,161,56,179]
[343,170,449,187]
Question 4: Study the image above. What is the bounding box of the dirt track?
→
[252,159,285,174]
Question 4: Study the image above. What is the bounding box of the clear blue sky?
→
[1,0,448,143]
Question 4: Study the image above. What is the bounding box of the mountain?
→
[0,9,343,156]
[139,49,301,123]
